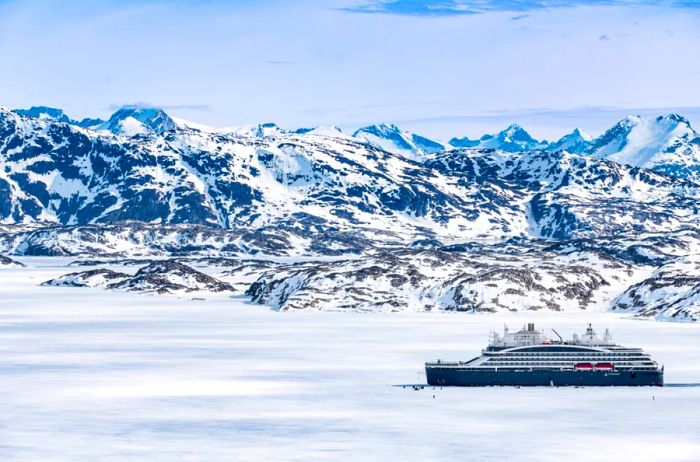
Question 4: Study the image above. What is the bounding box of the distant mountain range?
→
[10,105,700,172]
[351,114,700,174]
[2,104,700,239]
[2,104,700,320]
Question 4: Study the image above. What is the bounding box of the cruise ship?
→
[425,323,663,386]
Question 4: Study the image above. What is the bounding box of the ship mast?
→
[551,329,563,343]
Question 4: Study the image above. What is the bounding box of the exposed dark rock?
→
[43,260,233,295]
[0,254,24,267]
[245,249,631,313]
[612,255,700,321]
[43,268,130,287]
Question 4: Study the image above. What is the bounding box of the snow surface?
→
[1,258,699,461]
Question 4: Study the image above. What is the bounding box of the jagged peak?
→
[77,117,105,129]
[586,113,700,168]
[107,105,172,122]
[503,123,525,133]
[564,128,593,141]
[100,105,176,136]
[622,114,642,122]
[657,113,692,128]
[479,124,538,143]
[225,122,285,137]
[303,125,344,136]
[448,135,480,148]
[603,113,694,138]
[549,128,594,154]
[469,123,547,150]
[353,123,402,137]
[12,106,75,124]
[501,123,534,139]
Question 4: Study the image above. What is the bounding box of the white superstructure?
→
[489,323,615,348]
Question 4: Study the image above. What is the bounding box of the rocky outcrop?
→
[612,255,700,321]
[244,249,635,313]
[43,260,233,295]
[43,268,130,287]
[0,254,24,267]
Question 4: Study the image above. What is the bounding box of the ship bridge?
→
[487,322,615,350]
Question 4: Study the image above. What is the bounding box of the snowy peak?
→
[11,106,104,130]
[98,106,176,136]
[5,102,700,183]
[479,124,547,151]
[449,124,547,152]
[3,104,700,258]
[293,125,345,137]
[571,127,593,140]
[410,132,446,154]
[550,128,593,153]
[77,117,105,129]
[586,113,699,175]
[353,123,446,160]
[448,135,479,148]
[228,122,285,138]
[12,106,75,124]
[660,113,691,126]
[501,123,533,142]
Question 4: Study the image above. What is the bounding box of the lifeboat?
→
[594,362,614,370]
[574,362,594,370]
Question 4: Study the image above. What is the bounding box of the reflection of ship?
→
[425,323,663,386]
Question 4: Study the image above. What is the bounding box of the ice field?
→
[1,259,699,461]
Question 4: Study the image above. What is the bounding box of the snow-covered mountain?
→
[226,122,285,138]
[444,115,700,183]
[549,128,593,154]
[353,123,446,160]
[95,106,176,135]
[293,125,345,137]
[12,106,75,124]
[4,104,700,320]
[585,114,700,181]
[12,106,103,128]
[3,105,700,250]
[450,124,548,152]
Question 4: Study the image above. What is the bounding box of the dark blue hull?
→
[426,367,663,387]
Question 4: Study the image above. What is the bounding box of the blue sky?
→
[0,0,699,139]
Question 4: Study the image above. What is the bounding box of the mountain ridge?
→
[2,106,700,242]
[10,104,699,177]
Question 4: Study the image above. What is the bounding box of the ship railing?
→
[425,360,472,367]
